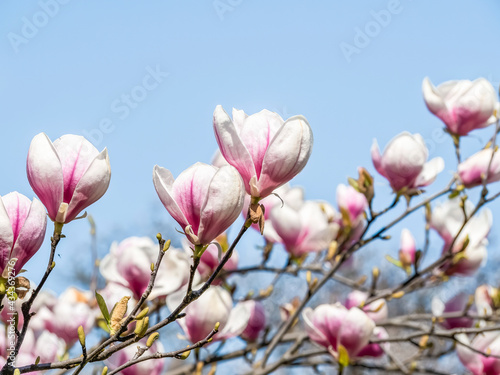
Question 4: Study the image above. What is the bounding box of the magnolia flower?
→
[153,163,245,246]
[44,288,95,346]
[100,237,193,300]
[458,148,500,188]
[269,201,338,257]
[166,286,250,343]
[371,132,444,193]
[422,77,497,136]
[336,184,367,225]
[213,106,313,198]
[475,285,498,317]
[240,300,266,342]
[344,291,388,323]
[357,327,389,358]
[183,238,238,282]
[303,303,376,359]
[0,192,46,275]
[431,198,492,276]
[399,229,417,271]
[243,184,305,243]
[431,293,473,329]
[26,133,111,224]
[456,332,500,375]
[107,339,164,375]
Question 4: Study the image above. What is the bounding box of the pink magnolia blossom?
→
[166,286,250,343]
[371,132,444,193]
[99,236,194,300]
[44,288,95,346]
[213,106,313,198]
[431,293,473,330]
[269,201,338,257]
[26,133,111,224]
[357,327,389,358]
[107,339,164,375]
[153,163,245,246]
[422,77,497,136]
[475,285,497,317]
[303,303,376,359]
[458,148,500,188]
[336,184,367,225]
[243,184,305,242]
[0,192,46,275]
[344,291,388,324]
[456,332,500,375]
[183,239,239,281]
[240,300,266,342]
[399,228,417,270]
[431,198,491,276]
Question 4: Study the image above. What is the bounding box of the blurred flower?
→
[269,201,338,257]
[100,236,194,300]
[422,77,497,136]
[399,229,417,271]
[183,237,238,282]
[243,184,305,242]
[303,303,376,359]
[456,332,500,375]
[0,192,46,275]
[240,300,266,342]
[44,287,95,346]
[475,285,499,318]
[336,184,367,225]
[26,133,111,224]
[458,148,500,187]
[213,106,313,198]
[166,286,250,343]
[153,163,245,246]
[432,292,473,329]
[371,132,444,193]
[431,198,492,276]
[107,338,164,375]
[344,291,388,323]
[356,327,389,358]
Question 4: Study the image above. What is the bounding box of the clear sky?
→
[1,0,500,295]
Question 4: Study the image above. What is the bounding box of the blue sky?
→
[1,0,500,294]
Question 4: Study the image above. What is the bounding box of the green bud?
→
[146,332,160,347]
[102,366,108,375]
[135,307,149,320]
[156,233,162,241]
[78,325,86,347]
[163,239,171,252]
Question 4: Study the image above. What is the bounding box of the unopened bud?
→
[156,233,162,241]
[259,285,274,297]
[372,267,379,279]
[110,296,131,335]
[13,370,20,375]
[214,321,220,331]
[179,349,191,360]
[150,263,155,272]
[306,271,312,284]
[35,356,40,365]
[101,366,108,375]
[146,332,160,347]
[78,325,86,347]
[163,239,171,252]
[135,316,149,338]
[136,307,149,320]
[391,291,405,299]
[419,335,429,348]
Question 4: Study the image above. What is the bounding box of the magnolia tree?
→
[1,77,500,375]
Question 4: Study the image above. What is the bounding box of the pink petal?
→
[26,133,63,221]
[213,105,256,194]
[53,135,99,204]
[258,115,313,197]
[153,165,189,231]
[0,197,14,272]
[10,197,47,271]
[198,165,245,245]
